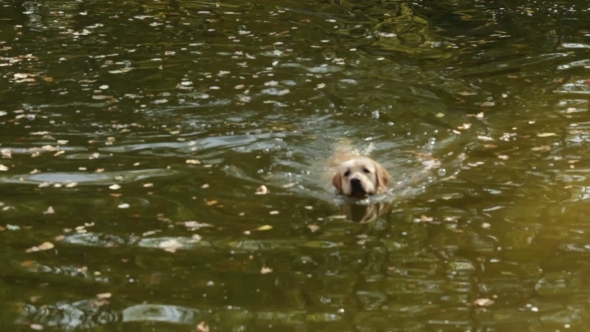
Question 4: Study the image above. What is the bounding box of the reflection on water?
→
[2,0,590,330]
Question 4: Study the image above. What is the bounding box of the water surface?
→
[1,0,590,331]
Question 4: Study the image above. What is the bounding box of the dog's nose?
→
[350,178,364,192]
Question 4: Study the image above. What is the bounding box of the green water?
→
[1,0,590,331]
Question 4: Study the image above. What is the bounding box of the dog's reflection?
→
[338,202,391,223]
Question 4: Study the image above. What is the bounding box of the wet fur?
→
[330,153,391,197]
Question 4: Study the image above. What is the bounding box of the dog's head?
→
[332,156,390,197]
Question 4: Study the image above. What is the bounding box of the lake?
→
[1,0,590,331]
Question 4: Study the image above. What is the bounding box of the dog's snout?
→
[350,177,365,194]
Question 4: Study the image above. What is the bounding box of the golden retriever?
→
[330,153,391,197]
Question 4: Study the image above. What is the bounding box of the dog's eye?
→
[344,170,350,177]
[363,168,371,173]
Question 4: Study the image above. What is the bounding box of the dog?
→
[330,153,391,197]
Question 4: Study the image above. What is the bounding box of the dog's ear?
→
[375,162,390,191]
[332,172,343,193]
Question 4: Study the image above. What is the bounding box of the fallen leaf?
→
[158,239,182,252]
[20,260,36,267]
[255,185,268,195]
[307,225,320,232]
[473,298,494,307]
[38,242,54,250]
[205,200,218,206]
[197,321,210,332]
[96,293,111,299]
[26,242,55,253]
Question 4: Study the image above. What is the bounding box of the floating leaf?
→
[254,225,272,231]
[260,266,273,274]
[109,184,121,190]
[457,123,471,130]
[255,185,268,195]
[158,239,182,252]
[26,242,55,253]
[197,321,210,332]
[473,298,494,307]
[537,133,557,137]
[96,293,111,299]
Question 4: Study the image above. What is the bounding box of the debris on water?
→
[473,298,494,307]
[26,242,54,253]
[457,123,471,130]
[269,210,279,215]
[197,321,210,332]
[158,239,182,252]
[0,149,11,158]
[307,225,320,232]
[96,293,111,299]
[177,221,212,230]
[255,185,268,195]
[260,266,273,274]
[0,164,8,171]
[43,206,54,214]
[537,132,557,137]
[109,184,121,190]
[118,203,130,209]
[254,225,272,231]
